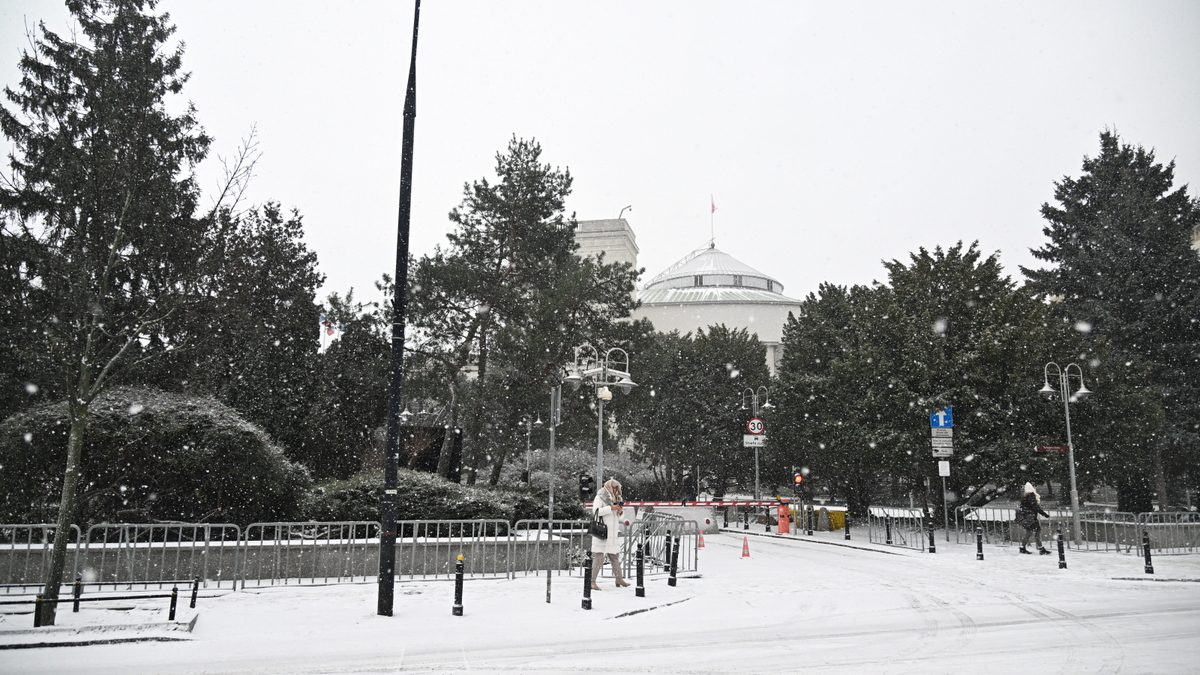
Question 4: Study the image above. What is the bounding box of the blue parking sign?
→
[930,406,953,428]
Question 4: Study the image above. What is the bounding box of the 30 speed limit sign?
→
[746,418,765,435]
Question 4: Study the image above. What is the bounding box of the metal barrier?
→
[951,508,1200,555]
[620,519,699,579]
[510,520,590,577]
[867,507,927,551]
[83,523,242,590]
[396,520,511,580]
[241,522,378,588]
[1136,512,1200,555]
[0,524,82,591]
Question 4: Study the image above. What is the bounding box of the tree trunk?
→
[464,323,490,486]
[435,382,459,479]
[1153,443,1170,510]
[488,450,506,486]
[40,400,89,626]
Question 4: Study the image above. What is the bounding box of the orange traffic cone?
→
[741,536,751,558]
[698,532,706,549]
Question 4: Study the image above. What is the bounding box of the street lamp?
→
[523,414,543,484]
[1040,362,1092,546]
[741,386,771,500]
[565,344,637,485]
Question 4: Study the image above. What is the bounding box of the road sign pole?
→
[754,446,760,501]
[942,476,949,541]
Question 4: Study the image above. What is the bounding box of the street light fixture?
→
[523,415,543,484]
[566,344,637,485]
[741,386,771,500]
[1041,362,1092,546]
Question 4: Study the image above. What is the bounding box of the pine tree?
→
[0,0,210,624]
[1023,132,1200,510]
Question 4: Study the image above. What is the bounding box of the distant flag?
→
[711,196,717,214]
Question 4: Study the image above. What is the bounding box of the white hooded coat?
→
[590,484,623,555]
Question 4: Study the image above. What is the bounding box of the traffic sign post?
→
[938,460,950,539]
[930,407,954,539]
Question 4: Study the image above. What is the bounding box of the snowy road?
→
[5,530,1199,674]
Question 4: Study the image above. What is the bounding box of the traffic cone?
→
[741,536,750,558]
[698,532,706,549]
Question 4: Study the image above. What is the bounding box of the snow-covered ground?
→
[3,528,1199,674]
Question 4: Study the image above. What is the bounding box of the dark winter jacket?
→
[1016,492,1050,530]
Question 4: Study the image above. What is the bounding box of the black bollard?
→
[975,526,984,561]
[928,526,937,553]
[169,585,178,621]
[723,507,729,528]
[73,575,82,613]
[453,554,465,615]
[635,540,645,597]
[664,529,673,571]
[668,536,680,587]
[807,505,814,536]
[1143,531,1154,575]
[33,594,42,628]
[191,576,200,609]
[743,509,749,531]
[1057,529,1067,570]
[885,517,893,545]
[582,553,593,610]
[765,507,772,532]
[844,512,851,540]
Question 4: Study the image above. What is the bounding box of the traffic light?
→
[579,474,595,503]
[793,473,805,499]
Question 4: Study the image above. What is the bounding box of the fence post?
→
[582,553,593,610]
[73,575,82,613]
[844,512,851,540]
[635,540,645,598]
[885,517,893,545]
[1143,531,1154,575]
[664,529,672,571]
[169,585,178,621]
[976,526,984,561]
[191,576,200,609]
[453,554,465,615]
[1057,529,1067,570]
[723,507,728,528]
[668,536,680,587]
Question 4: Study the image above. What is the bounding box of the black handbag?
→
[590,511,608,540]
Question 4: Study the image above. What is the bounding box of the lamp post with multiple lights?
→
[741,386,773,500]
[1039,362,1092,546]
[564,344,637,485]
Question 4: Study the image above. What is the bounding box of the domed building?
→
[576,219,803,374]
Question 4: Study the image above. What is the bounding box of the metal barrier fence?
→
[510,520,590,578]
[241,522,378,588]
[0,518,705,590]
[1,525,82,593]
[951,508,1200,555]
[867,508,928,551]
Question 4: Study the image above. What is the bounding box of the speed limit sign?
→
[746,418,765,435]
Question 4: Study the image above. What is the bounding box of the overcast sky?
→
[3,1,1198,305]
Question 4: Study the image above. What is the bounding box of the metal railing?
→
[1,524,82,592]
[395,520,511,580]
[241,522,378,588]
[951,508,1200,554]
[867,507,928,551]
[621,519,699,579]
[510,520,590,578]
[81,523,242,591]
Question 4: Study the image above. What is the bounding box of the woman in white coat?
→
[590,479,630,589]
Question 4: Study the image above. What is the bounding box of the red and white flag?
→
[711,196,717,214]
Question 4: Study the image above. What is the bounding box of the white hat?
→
[1024,482,1036,495]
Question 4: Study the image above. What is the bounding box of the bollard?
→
[169,585,178,621]
[765,507,772,532]
[885,517,893,545]
[33,594,43,628]
[1057,529,1067,570]
[807,505,814,536]
[976,526,984,561]
[582,553,593,610]
[844,512,851,540]
[668,536,680,587]
[928,526,937,553]
[191,576,200,609]
[1143,531,1154,575]
[664,529,673,571]
[723,507,729,528]
[635,540,645,598]
[73,575,82,613]
[453,554,465,615]
[743,509,748,531]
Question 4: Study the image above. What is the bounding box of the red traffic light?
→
[793,474,804,484]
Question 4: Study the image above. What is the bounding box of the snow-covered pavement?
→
[4,529,1199,674]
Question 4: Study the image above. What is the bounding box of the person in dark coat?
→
[1017,482,1051,555]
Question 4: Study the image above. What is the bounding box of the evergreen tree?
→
[1023,132,1200,509]
[0,0,210,624]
